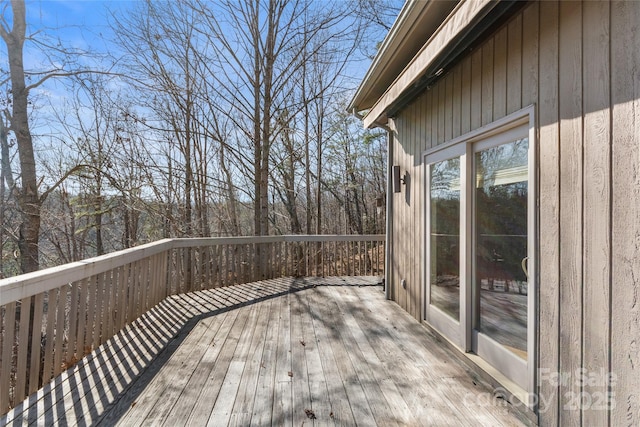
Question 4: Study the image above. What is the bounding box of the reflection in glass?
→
[475,138,528,358]
[430,157,460,320]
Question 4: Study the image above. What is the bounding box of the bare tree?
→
[1,0,114,272]
[113,0,222,238]
[0,0,42,272]
[0,113,17,276]
[321,101,386,235]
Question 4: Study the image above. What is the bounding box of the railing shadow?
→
[1,276,381,426]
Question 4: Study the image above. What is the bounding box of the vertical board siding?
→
[410,93,419,319]
[481,38,494,126]
[582,1,611,425]
[470,49,483,131]
[493,26,508,120]
[460,57,472,135]
[431,83,438,146]
[406,105,413,315]
[537,1,561,425]
[438,78,446,145]
[506,14,523,115]
[452,66,462,139]
[445,73,454,142]
[611,1,640,426]
[558,2,584,426]
[387,1,640,424]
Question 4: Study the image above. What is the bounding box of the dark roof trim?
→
[385,0,527,120]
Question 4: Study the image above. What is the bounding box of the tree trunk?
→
[221,144,240,236]
[1,0,41,273]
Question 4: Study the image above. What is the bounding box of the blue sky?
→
[2,0,383,138]
[23,0,134,52]
[1,1,140,158]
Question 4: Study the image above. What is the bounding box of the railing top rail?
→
[0,235,384,305]
[0,239,174,304]
[172,234,385,247]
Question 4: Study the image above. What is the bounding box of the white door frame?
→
[422,105,537,401]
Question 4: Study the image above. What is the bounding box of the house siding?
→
[386,1,640,425]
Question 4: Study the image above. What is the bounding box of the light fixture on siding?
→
[393,166,406,193]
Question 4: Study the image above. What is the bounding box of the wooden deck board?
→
[289,288,313,426]
[325,285,407,426]
[248,290,280,426]
[305,285,358,426]
[271,285,293,427]
[2,277,528,427]
[163,310,237,427]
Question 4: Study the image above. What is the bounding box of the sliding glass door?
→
[425,145,465,345]
[424,111,535,394]
[472,132,531,389]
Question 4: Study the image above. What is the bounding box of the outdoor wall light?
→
[393,165,406,193]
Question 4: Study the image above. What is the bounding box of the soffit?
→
[348,0,459,113]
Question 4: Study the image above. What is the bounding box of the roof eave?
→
[348,0,458,114]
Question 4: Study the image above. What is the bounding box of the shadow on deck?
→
[2,277,527,426]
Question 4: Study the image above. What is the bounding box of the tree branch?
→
[38,164,88,202]
[25,70,124,93]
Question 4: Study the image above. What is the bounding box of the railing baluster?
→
[77,278,89,360]
[320,241,324,277]
[28,293,45,394]
[203,246,210,289]
[182,247,187,293]
[158,253,166,299]
[107,269,117,340]
[350,240,353,275]
[224,244,230,287]
[42,290,56,384]
[88,276,99,354]
[15,297,31,405]
[163,250,170,298]
[131,261,139,316]
[147,255,156,305]
[97,272,108,348]
[342,241,346,276]
[142,257,150,312]
[136,260,144,317]
[53,284,67,377]
[168,250,175,295]
[0,301,16,413]
[274,241,278,278]
[154,253,162,302]
[126,263,135,324]
[213,244,220,288]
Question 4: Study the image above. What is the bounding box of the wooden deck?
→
[2,277,527,426]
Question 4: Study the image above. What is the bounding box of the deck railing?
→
[0,234,384,415]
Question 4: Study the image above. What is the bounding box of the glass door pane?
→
[429,157,460,320]
[474,138,529,359]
